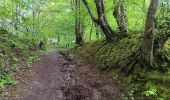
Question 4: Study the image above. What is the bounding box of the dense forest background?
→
[0,0,170,99]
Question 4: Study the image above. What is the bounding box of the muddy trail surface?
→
[12,51,123,100]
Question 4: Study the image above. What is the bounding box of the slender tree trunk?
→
[141,0,160,67]
[89,22,93,41]
[14,0,19,34]
[18,3,21,33]
[11,0,14,32]
[95,23,99,39]
[100,28,105,38]
[58,35,60,45]
[75,0,84,46]
[113,0,127,33]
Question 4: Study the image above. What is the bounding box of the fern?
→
[142,81,157,96]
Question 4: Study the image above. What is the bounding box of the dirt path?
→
[16,51,64,100]
[13,51,123,100]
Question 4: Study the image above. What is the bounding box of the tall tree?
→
[89,22,93,41]
[82,0,115,42]
[141,0,160,67]
[75,0,84,46]
[113,0,127,33]
[95,23,100,39]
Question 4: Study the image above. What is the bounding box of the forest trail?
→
[16,51,65,100]
[14,51,123,100]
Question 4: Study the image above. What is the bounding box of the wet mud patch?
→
[61,84,93,100]
[59,51,124,100]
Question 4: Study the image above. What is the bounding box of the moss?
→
[79,34,142,71]
[78,33,170,99]
[143,73,170,99]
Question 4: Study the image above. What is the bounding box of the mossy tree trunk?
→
[141,0,160,67]
[113,0,127,33]
[95,0,115,42]
[82,0,115,42]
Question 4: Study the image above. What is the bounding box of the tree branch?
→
[82,0,99,24]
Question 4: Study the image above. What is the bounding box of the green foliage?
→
[0,0,169,98]
[142,81,157,96]
[165,43,170,60]
[157,1,170,35]
[26,52,43,68]
[143,88,157,96]
[0,65,18,88]
[0,31,43,88]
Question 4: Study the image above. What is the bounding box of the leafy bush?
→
[142,81,157,96]
[0,65,18,88]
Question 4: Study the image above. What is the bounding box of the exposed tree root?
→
[120,49,170,75]
[120,52,140,75]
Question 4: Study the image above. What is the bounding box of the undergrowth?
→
[0,32,44,89]
[0,65,18,88]
[78,34,170,99]
[79,33,142,71]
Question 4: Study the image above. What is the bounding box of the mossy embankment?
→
[77,34,170,99]
[79,33,142,72]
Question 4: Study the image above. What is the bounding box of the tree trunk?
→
[141,0,160,67]
[95,23,99,39]
[58,35,60,45]
[75,0,84,46]
[82,0,115,42]
[95,0,114,41]
[113,0,127,33]
[89,22,93,41]
[14,0,19,34]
